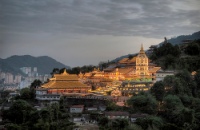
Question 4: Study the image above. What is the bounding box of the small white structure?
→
[85,106,98,111]
[156,70,175,81]
[8,92,20,102]
[130,114,148,123]
[70,105,84,113]
[104,111,129,119]
[35,88,61,101]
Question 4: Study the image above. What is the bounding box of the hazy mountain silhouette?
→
[112,31,200,62]
[0,55,70,75]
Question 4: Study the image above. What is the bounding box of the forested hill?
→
[150,39,200,71]
[160,31,200,45]
[111,31,200,63]
[0,55,70,75]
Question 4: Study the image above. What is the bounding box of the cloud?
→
[0,0,199,38]
[0,0,199,66]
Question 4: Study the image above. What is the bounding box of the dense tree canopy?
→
[127,92,158,114]
[150,40,200,71]
[150,81,165,101]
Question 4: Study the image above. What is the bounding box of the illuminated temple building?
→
[78,44,161,95]
[79,45,161,83]
[104,44,161,81]
[36,69,91,101]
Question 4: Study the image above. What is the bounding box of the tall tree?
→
[3,100,33,124]
[30,79,42,99]
[127,92,158,114]
[150,81,165,102]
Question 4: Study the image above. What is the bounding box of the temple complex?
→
[79,45,160,82]
[77,44,161,96]
[36,44,161,101]
[41,69,90,94]
[36,69,91,102]
[104,44,161,81]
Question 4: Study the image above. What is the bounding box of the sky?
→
[0,0,200,67]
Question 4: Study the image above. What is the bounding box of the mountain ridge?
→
[0,55,70,75]
[111,31,200,63]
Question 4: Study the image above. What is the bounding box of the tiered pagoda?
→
[105,44,161,81]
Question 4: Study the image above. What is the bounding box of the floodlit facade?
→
[104,44,160,81]
[78,44,161,95]
[36,69,91,101]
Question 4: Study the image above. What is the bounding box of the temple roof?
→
[112,68,133,74]
[41,69,89,89]
[119,57,136,64]
[148,67,161,73]
[53,74,79,81]
[52,69,79,81]
[42,81,89,89]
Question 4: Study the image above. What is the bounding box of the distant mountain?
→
[111,31,200,62]
[0,55,70,75]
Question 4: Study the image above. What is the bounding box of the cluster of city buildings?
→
[0,72,21,84]
[0,67,50,90]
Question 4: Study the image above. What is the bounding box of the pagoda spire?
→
[140,44,145,53]
[62,69,68,75]
[141,44,144,51]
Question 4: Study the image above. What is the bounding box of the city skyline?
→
[1,0,200,67]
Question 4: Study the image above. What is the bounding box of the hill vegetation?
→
[0,55,70,75]
[150,39,200,71]
[112,31,200,63]
[160,31,200,45]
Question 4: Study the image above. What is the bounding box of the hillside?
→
[0,55,70,75]
[111,31,200,62]
[150,39,200,71]
[160,31,200,45]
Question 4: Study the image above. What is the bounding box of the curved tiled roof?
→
[41,70,89,89]
[42,81,89,89]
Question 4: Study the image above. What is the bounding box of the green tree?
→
[30,79,42,99]
[179,94,193,107]
[51,68,60,75]
[30,79,42,88]
[150,81,165,102]
[195,70,200,97]
[127,92,158,114]
[34,119,50,130]
[135,116,163,130]
[28,110,40,128]
[3,100,33,124]
[98,117,109,127]
[112,118,129,130]
[163,76,185,95]
[185,43,200,55]
[20,88,31,100]
[163,95,183,110]
[5,123,21,130]
[40,109,51,122]
[125,124,143,130]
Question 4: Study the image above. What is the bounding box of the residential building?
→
[156,70,175,81]
[5,73,14,84]
[14,75,21,83]
[104,111,129,119]
[85,106,98,111]
[70,105,84,113]
[130,113,148,123]
[35,88,61,102]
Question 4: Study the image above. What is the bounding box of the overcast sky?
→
[0,0,200,67]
